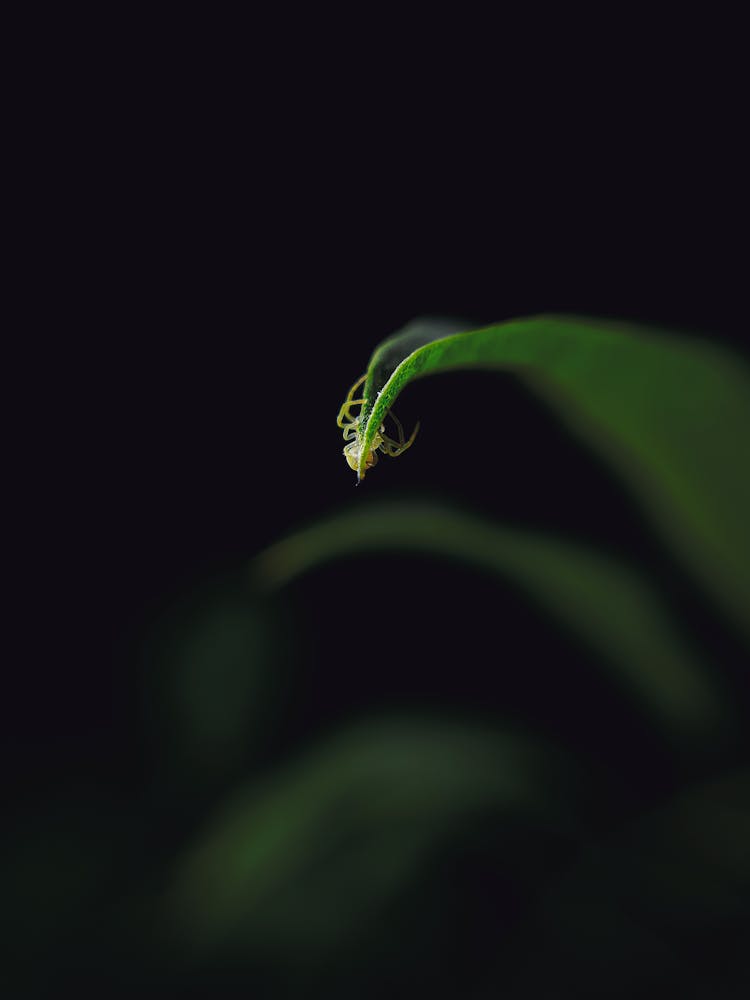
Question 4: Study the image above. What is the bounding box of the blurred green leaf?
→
[342,315,750,641]
[142,586,292,784]
[254,502,729,744]
[503,769,750,997]
[164,718,573,967]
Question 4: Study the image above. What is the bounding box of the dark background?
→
[7,25,748,993]
[24,93,746,776]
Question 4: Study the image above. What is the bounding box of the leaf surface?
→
[165,719,570,961]
[344,315,750,640]
[255,502,728,742]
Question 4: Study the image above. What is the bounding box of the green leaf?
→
[341,315,750,640]
[504,769,750,997]
[140,585,293,788]
[254,502,729,744]
[164,718,571,964]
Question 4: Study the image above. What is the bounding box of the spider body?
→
[337,374,419,479]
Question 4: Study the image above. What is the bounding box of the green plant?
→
[156,316,750,996]
[7,316,747,997]
[338,316,750,638]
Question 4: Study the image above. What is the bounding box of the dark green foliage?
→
[6,316,749,996]
[350,316,750,642]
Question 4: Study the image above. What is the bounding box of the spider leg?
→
[347,373,367,398]
[377,431,400,453]
[385,408,406,446]
[380,419,420,456]
[376,404,419,457]
[337,374,368,427]
[336,398,365,427]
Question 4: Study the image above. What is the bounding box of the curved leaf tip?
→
[335,314,750,643]
[337,317,470,480]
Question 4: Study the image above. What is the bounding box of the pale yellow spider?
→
[336,374,420,477]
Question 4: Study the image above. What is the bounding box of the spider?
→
[336,373,420,477]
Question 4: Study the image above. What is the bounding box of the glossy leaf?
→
[341,315,750,640]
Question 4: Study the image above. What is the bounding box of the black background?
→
[10,22,748,903]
